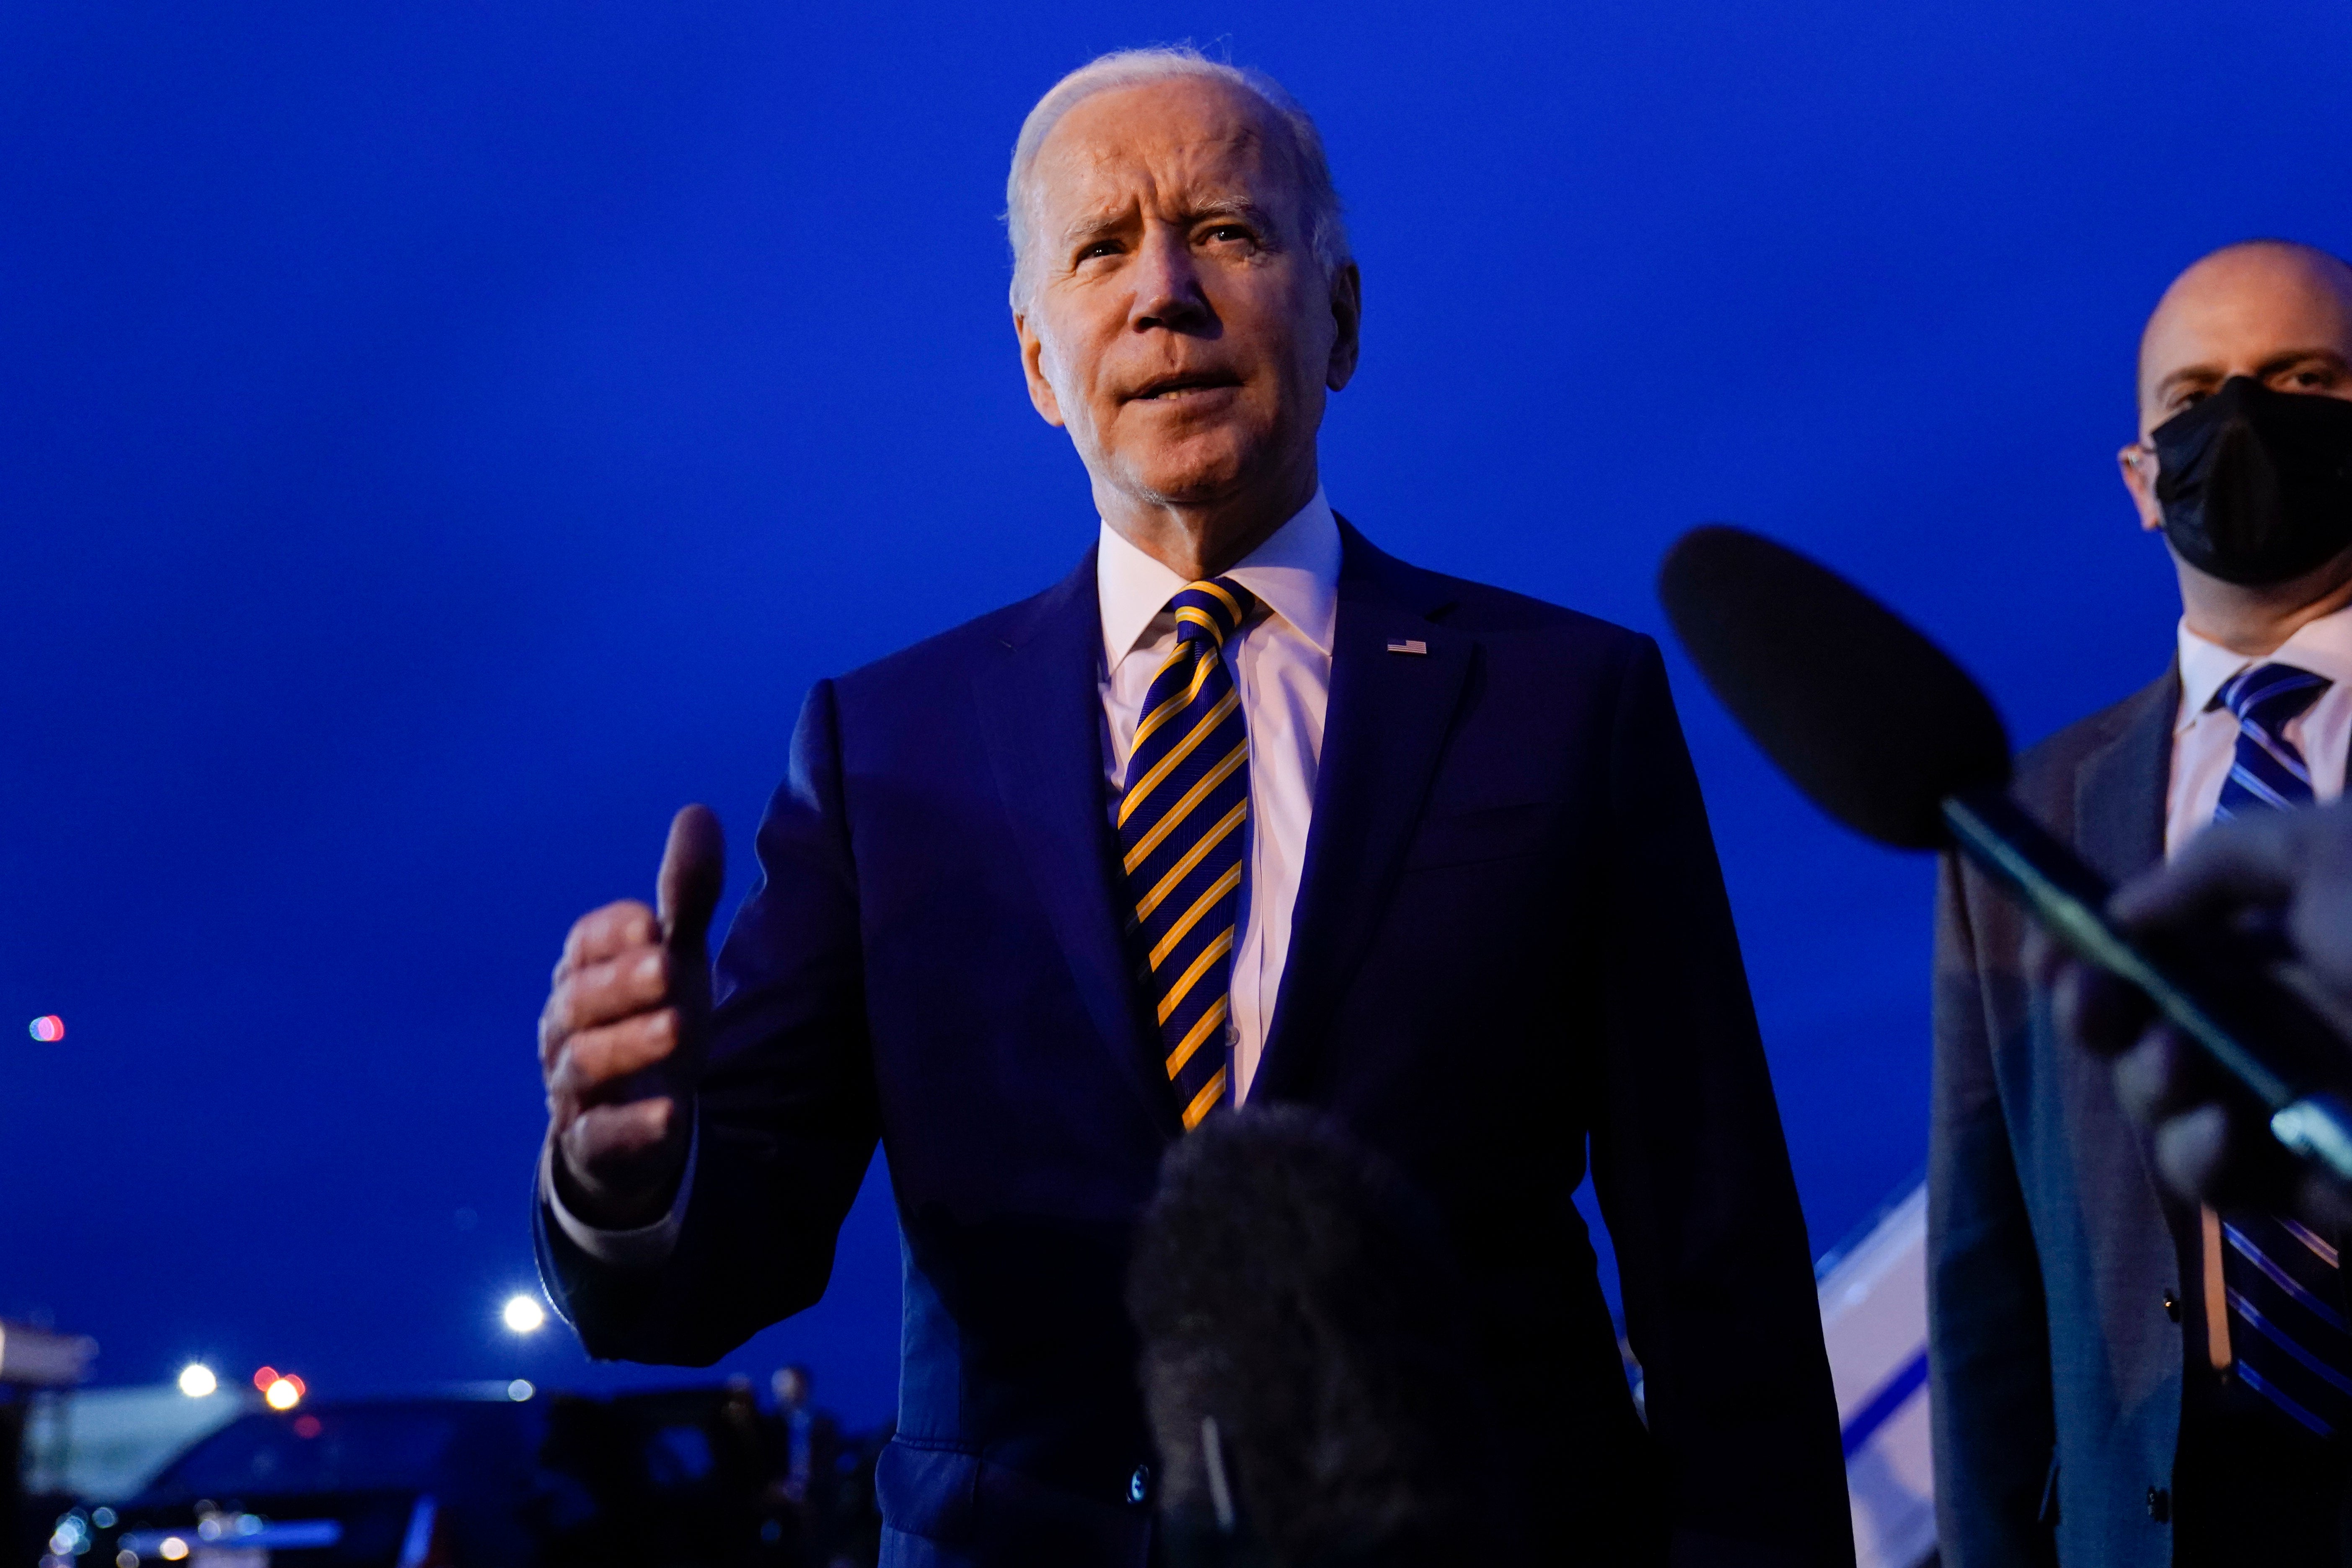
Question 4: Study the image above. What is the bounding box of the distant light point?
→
[507,1379,535,1402]
[176,1364,217,1398]
[502,1295,547,1334]
[264,1377,302,1411]
[29,1016,64,1042]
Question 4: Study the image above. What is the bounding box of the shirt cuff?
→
[539,1108,697,1268]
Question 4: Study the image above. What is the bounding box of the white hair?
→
[1004,46,1350,311]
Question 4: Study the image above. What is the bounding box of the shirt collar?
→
[2175,603,2352,732]
[1096,486,1342,672]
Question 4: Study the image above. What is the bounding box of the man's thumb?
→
[657,803,727,950]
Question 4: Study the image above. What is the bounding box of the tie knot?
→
[2216,662,2332,727]
[1168,578,1256,649]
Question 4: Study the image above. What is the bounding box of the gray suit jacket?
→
[1929,670,2185,1567]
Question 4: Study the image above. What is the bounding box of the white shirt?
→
[2164,606,2352,859]
[2163,608,2352,1361]
[548,490,1343,1261]
[1095,489,1339,1103]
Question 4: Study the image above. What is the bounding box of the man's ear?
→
[2119,440,2164,532]
[1324,262,1363,393]
[1015,312,1066,427]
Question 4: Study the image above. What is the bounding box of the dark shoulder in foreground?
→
[1425,568,1639,644]
[1346,520,1651,662]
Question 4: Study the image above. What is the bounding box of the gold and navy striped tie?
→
[1119,577,1255,1131]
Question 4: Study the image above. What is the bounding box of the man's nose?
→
[1129,227,1211,332]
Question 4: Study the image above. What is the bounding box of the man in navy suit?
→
[534,46,1848,1568]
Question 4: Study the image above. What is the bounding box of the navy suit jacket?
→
[538,523,1851,1568]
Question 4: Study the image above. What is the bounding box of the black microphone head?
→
[1127,1107,1516,1567]
[1656,525,2010,850]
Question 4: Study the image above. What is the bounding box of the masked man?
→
[1933,239,2352,1565]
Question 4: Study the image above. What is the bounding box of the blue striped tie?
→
[2209,662,2352,1436]
[2213,662,2333,821]
[1119,579,1255,1131]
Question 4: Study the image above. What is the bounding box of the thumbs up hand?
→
[541,805,726,1229]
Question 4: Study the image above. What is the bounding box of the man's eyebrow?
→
[2152,362,2222,401]
[1056,197,1282,254]
[2257,347,2352,376]
[1058,211,1132,249]
[1175,198,1276,229]
[2153,348,2352,401]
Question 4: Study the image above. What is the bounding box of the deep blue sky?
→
[8,1,2351,1431]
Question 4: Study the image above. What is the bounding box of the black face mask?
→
[2152,375,2352,586]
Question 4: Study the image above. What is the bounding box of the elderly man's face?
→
[1014,78,1359,521]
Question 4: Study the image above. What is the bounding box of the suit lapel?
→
[970,551,1178,1135]
[2060,668,2187,1376]
[1254,522,1470,1101]
[2073,669,2178,886]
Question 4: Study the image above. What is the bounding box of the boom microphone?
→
[1657,524,2352,1180]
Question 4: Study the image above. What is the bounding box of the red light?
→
[293,1415,322,1438]
[252,1366,278,1392]
[28,1016,64,1042]
[286,1374,306,1397]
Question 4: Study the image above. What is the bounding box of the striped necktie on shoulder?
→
[1118,577,1255,1131]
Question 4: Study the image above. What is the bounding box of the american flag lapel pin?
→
[1385,638,1428,656]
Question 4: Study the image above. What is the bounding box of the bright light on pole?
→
[502,1294,547,1335]
[177,1364,217,1398]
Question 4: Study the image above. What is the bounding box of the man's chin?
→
[1107,441,1267,510]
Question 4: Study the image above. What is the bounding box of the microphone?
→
[1656,524,2352,1181]
[1126,1106,1516,1567]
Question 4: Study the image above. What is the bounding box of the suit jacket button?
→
[2163,1289,2181,1322]
[1129,1465,1150,1505]
[2147,1486,2171,1522]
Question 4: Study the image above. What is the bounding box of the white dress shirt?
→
[2162,606,2352,1367]
[2164,606,2352,859]
[547,489,1343,1260]
[1096,487,1339,1103]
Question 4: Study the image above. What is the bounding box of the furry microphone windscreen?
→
[1126,1107,1516,1568]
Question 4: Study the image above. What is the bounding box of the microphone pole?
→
[1656,523,2352,1184]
